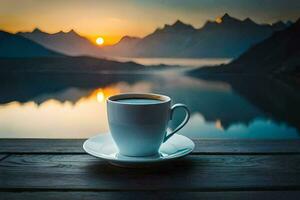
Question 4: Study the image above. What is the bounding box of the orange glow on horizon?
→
[215,17,222,24]
[215,119,224,130]
[88,35,122,46]
[1,1,298,48]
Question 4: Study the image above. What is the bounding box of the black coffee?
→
[116,98,162,104]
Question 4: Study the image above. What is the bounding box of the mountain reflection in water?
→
[0,72,299,139]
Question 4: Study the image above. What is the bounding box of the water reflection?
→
[0,73,299,139]
[183,113,298,139]
[109,57,231,67]
[0,82,153,138]
[0,94,107,138]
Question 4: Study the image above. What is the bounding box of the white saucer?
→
[83,133,195,167]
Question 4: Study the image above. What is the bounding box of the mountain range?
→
[1,13,298,76]
[190,18,300,76]
[104,14,289,58]
[19,29,103,57]
[0,30,166,72]
[0,30,63,57]
[16,13,290,58]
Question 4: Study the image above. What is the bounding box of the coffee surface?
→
[116,98,162,104]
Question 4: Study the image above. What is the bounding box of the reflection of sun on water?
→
[216,17,222,24]
[0,83,152,138]
[0,85,123,138]
[89,87,121,103]
[215,119,224,130]
[96,90,105,103]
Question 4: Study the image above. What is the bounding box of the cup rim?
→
[107,93,171,105]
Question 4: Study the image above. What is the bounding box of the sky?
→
[0,0,299,45]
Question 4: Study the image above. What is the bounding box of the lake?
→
[0,68,299,139]
[107,57,231,67]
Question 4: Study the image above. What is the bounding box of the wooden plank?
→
[0,139,83,153]
[1,139,300,154]
[1,191,300,200]
[193,140,300,154]
[1,154,300,190]
[0,154,8,162]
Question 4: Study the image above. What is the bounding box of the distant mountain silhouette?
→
[190,18,300,76]
[103,13,289,58]
[0,30,63,57]
[103,36,141,56]
[2,29,172,72]
[18,29,103,57]
[14,14,290,58]
[102,20,198,57]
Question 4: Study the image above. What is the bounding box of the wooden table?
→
[1,139,300,199]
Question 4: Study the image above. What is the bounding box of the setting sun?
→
[96,37,104,45]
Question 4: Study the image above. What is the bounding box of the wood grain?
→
[1,191,300,200]
[193,139,300,154]
[0,154,8,162]
[0,139,83,153]
[1,139,300,154]
[1,154,300,190]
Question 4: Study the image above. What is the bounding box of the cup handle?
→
[163,103,190,143]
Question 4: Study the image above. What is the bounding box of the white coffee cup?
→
[107,93,190,157]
